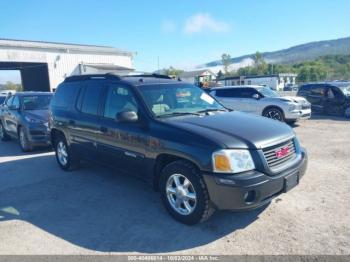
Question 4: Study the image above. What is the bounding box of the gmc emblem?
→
[275,146,290,158]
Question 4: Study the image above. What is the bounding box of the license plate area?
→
[284,172,299,192]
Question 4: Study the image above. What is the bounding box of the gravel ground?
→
[0,115,349,255]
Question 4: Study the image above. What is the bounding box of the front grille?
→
[262,139,297,169]
[302,105,311,109]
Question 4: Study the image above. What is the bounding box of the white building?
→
[217,73,297,91]
[0,38,134,92]
[179,69,216,87]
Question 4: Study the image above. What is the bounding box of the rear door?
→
[307,85,326,112]
[69,81,104,160]
[211,88,247,111]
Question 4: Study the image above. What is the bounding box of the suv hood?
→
[23,110,49,122]
[269,96,309,104]
[164,111,294,149]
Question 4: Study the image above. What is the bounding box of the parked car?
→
[0,92,53,151]
[50,74,308,225]
[209,85,311,123]
[297,82,350,117]
[283,84,299,91]
[0,94,7,105]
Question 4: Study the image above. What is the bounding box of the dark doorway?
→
[0,62,50,92]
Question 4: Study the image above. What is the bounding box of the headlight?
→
[24,116,44,124]
[288,104,297,111]
[212,149,255,174]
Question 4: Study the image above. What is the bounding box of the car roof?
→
[63,73,183,86]
[11,91,53,96]
[210,85,265,90]
[300,81,350,87]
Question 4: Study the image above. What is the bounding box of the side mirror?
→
[252,94,260,100]
[116,111,138,123]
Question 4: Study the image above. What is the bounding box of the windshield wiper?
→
[157,112,201,118]
[196,108,229,114]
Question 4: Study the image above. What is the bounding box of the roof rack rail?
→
[64,74,121,82]
[123,73,172,79]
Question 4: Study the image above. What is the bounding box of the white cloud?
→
[161,20,176,33]
[184,13,230,34]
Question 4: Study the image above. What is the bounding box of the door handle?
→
[100,126,108,133]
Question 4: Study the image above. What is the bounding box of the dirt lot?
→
[0,115,349,255]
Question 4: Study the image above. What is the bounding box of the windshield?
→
[338,85,350,97]
[138,84,225,117]
[22,95,52,110]
[256,87,280,98]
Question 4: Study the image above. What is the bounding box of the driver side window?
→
[103,86,138,119]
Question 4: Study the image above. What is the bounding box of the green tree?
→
[3,81,22,91]
[221,53,232,74]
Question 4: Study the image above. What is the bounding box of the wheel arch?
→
[50,128,65,146]
[262,105,285,116]
[153,153,201,191]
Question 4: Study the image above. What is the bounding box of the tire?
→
[159,160,215,225]
[18,127,32,152]
[344,107,350,118]
[0,122,11,142]
[263,107,285,122]
[54,133,79,171]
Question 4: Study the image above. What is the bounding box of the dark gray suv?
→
[0,92,52,151]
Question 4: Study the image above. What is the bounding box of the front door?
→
[307,85,326,113]
[323,86,346,115]
[96,84,147,175]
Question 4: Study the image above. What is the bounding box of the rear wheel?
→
[344,107,350,118]
[0,122,11,141]
[263,107,285,122]
[19,127,32,152]
[160,160,215,225]
[54,134,79,171]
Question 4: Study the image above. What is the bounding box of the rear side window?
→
[215,89,241,98]
[80,83,103,115]
[51,83,80,109]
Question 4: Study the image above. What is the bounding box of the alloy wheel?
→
[57,141,68,166]
[166,174,197,215]
[265,109,283,121]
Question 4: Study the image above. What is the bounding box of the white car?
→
[209,85,311,123]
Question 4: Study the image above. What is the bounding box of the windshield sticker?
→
[200,93,215,105]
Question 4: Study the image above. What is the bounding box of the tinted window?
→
[310,86,325,96]
[239,88,256,98]
[51,83,80,109]
[81,83,103,115]
[103,86,138,119]
[215,89,241,98]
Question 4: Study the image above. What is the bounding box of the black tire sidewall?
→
[160,161,209,225]
[19,127,32,152]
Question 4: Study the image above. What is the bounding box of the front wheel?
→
[19,127,32,152]
[263,107,285,122]
[159,160,215,225]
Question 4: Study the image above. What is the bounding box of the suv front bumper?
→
[202,148,308,211]
[285,108,311,120]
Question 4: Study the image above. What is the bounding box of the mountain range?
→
[197,36,350,72]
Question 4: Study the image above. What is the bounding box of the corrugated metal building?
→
[0,38,134,91]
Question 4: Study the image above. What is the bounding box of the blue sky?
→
[1,0,350,83]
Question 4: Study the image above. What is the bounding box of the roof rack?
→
[123,73,172,79]
[64,74,121,82]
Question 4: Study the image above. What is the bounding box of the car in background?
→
[0,92,53,151]
[209,85,311,123]
[0,94,7,105]
[297,82,350,117]
[49,74,308,224]
[284,84,299,92]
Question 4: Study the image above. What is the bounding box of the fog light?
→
[244,190,256,204]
